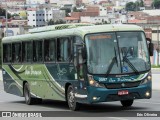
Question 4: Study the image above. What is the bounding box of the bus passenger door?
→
[74,44,87,97]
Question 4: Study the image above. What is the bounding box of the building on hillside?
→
[27,8,65,27]
[99,6,107,16]
[50,0,76,6]
[143,10,160,16]
[127,11,150,20]
[71,5,107,19]
[128,19,147,24]
[147,16,160,24]
[1,0,26,7]
[81,0,89,4]
[76,0,83,6]
[81,16,109,24]
[71,11,99,19]
[85,5,99,13]
[144,0,152,9]
[3,26,29,36]
[27,10,45,27]
[26,0,48,4]
[1,19,27,27]
[65,17,79,23]
[44,9,65,22]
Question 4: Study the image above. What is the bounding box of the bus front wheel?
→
[67,85,80,111]
[24,82,42,105]
[120,99,134,107]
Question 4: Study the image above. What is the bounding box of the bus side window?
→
[57,38,72,62]
[12,43,21,63]
[33,41,43,62]
[22,42,32,62]
[44,39,56,62]
[3,44,11,63]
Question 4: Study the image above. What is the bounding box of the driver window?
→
[118,35,138,59]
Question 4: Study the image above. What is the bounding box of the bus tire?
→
[35,98,42,104]
[67,85,80,111]
[120,99,134,107]
[24,82,36,105]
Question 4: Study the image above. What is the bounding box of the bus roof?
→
[2,24,143,43]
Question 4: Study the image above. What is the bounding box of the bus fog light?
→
[93,97,100,101]
[145,91,150,97]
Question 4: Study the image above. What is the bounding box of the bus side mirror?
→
[149,43,154,56]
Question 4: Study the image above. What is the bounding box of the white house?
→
[99,6,107,16]
[27,8,65,27]
[81,16,109,24]
[27,10,45,27]
[26,0,48,4]
[44,8,65,22]
[1,0,25,7]
[50,0,76,6]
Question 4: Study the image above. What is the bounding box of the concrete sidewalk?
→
[0,70,2,81]
[152,74,160,90]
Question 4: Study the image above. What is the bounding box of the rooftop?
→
[143,10,160,16]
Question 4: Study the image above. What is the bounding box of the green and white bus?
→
[2,23,153,110]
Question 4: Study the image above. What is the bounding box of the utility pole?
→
[5,1,8,37]
[157,26,160,65]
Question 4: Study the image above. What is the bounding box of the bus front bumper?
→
[83,83,151,104]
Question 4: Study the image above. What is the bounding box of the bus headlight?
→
[141,75,152,84]
[147,75,152,80]
[88,75,105,88]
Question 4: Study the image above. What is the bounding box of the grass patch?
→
[151,65,160,68]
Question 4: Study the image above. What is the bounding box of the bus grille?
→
[107,92,140,101]
[105,81,141,89]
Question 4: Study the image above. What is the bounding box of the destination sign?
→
[89,35,112,40]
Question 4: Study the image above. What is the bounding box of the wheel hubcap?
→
[25,88,29,102]
[68,90,75,107]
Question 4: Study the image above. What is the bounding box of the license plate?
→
[118,90,129,96]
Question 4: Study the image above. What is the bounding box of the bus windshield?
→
[85,31,150,75]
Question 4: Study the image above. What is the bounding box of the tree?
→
[73,7,78,12]
[11,13,19,19]
[125,1,144,11]
[153,0,160,9]
[73,7,82,12]
[125,2,136,11]
[58,19,66,24]
[60,8,71,17]
[0,8,11,19]
[48,19,66,25]
[104,21,108,24]
[139,0,144,7]
[48,19,55,25]
[135,1,140,11]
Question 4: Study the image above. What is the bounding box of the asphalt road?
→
[0,69,160,119]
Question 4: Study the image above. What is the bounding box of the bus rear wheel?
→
[120,99,134,107]
[67,85,80,111]
[24,82,42,105]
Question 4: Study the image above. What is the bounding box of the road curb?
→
[0,70,2,81]
[151,68,160,71]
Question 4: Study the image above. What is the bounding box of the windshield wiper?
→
[123,56,139,75]
[106,47,118,76]
[121,48,139,74]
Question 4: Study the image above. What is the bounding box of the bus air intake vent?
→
[29,23,94,33]
[105,81,141,89]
